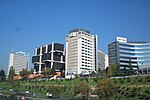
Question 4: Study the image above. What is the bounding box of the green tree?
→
[43,67,51,77]
[96,78,116,100]
[0,69,6,81]
[8,66,15,80]
[19,68,30,79]
[29,68,34,74]
[107,64,118,76]
[8,94,17,100]
[48,86,63,96]
[75,81,90,97]
[50,66,55,75]
[128,59,136,75]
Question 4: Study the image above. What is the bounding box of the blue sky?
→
[0,0,150,73]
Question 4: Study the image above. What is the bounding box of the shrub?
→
[145,96,150,100]
[131,88,137,92]
[115,95,118,99]
[138,87,141,91]
[121,86,125,90]
[121,91,124,95]
[116,86,120,89]
[145,89,150,94]
[119,79,124,84]
[117,96,121,100]
[129,92,136,97]
[139,96,144,99]
[8,94,17,100]
[126,87,129,91]
[118,89,121,93]
[126,77,131,83]
[138,77,143,82]
[93,78,98,83]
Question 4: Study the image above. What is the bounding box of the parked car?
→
[25,91,29,94]
[9,89,14,92]
[0,93,3,96]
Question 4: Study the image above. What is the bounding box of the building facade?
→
[66,28,98,75]
[32,43,65,74]
[105,55,109,69]
[108,37,150,74]
[97,50,109,70]
[8,51,29,75]
[98,50,105,70]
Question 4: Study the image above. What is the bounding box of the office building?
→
[32,43,65,74]
[105,55,109,69]
[8,51,29,75]
[97,50,109,70]
[66,28,98,75]
[108,37,150,74]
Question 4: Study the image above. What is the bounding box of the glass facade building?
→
[108,37,150,74]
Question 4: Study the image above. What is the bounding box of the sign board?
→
[116,37,127,42]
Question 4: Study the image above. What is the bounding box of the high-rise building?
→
[98,50,109,70]
[32,43,65,74]
[8,51,29,75]
[108,37,150,74]
[105,55,109,69]
[66,28,98,75]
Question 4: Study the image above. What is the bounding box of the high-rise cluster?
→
[7,29,150,77]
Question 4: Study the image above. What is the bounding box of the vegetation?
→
[19,68,30,80]
[8,66,15,80]
[0,75,149,100]
[0,69,6,81]
[75,81,90,97]
[96,78,116,100]
[43,67,51,78]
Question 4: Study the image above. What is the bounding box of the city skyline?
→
[0,0,150,73]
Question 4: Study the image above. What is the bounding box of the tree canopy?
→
[106,64,119,76]
[75,81,90,96]
[19,68,30,79]
[96,78,116,100]
[8,66,15,80]
[43,67,51,77]
[0,69,6,81]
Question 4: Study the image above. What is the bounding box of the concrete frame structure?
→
[32,43,65,74]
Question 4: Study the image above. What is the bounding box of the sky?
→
[0,0,150,73]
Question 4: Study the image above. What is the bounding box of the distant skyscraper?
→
[105,55,109,69]
[98,50,109,70]
[66,28,98,75]
[8,51,29,75]
[108,37,150,73]
[32,43,65,74]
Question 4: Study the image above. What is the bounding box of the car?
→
[9,89,14,92]
[21,96,26,100]
[0,93,3,96]
[0,88,3,91]
[25,91,29,94]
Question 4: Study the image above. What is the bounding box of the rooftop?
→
[69,28,90,34]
